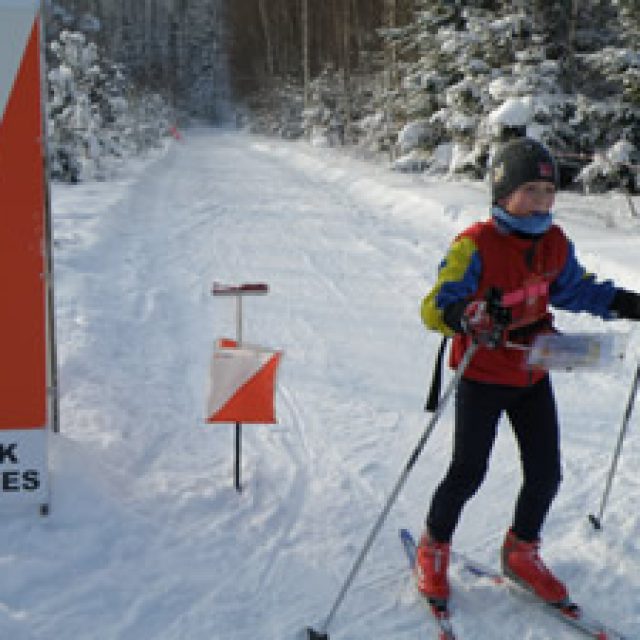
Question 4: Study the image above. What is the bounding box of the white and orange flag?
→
[207,340,282,424]
[0,0,51,507]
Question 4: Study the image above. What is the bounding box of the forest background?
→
[46,0,639,193]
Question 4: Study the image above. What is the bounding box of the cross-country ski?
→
[401,528,631,640]
[454,550,632,640]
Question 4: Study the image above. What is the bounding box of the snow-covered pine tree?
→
[378,0,468,171]
[46,23,171,182]
[569,1,640,193]
[47,30,104,182]
[374,0,638,191]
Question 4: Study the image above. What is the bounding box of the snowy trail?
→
[1,129,639,640]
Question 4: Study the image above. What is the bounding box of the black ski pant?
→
[427,374,562,543]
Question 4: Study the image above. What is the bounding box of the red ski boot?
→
[416,532,451,601]
[501,530,568,603]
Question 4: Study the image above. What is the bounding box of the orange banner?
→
[0,11,47,430]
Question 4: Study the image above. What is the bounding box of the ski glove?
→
[445,288,512,348]
[461,299,511,348]
[610,289,640,321]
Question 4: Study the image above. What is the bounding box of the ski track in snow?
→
[1,128,639,640]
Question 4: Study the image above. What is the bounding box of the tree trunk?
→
[258,0,274,77]
[302,0,310,108]
[384,0,396,91]
[343,0,351,144]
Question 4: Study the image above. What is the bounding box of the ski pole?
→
[305,342,478,640]
[589,362,640,530]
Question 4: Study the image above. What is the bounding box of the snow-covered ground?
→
[3,128,640,639]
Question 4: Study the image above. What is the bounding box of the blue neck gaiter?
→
[492,206,553,236]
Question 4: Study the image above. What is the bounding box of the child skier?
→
[419,137,640,605]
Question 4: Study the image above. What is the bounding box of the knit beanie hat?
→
[490,138,558,204]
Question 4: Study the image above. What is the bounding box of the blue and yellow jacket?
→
[421,217,617,386]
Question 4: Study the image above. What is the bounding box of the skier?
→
[418,137,640,605]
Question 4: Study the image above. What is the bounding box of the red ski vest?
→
[450,219,569,386]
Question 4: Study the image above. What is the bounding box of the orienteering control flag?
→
[207,340,282,424]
